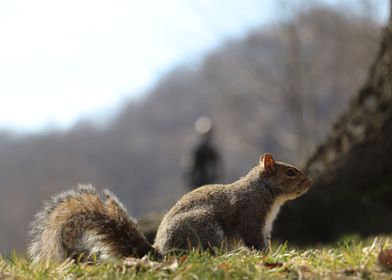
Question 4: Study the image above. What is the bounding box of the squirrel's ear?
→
[260,153,276,174]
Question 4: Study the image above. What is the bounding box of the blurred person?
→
[186,117,223,190]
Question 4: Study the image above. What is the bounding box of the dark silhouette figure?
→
[188,117,222,190]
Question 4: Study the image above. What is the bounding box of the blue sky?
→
[0,0,389,132]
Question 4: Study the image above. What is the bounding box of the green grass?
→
[1,237,391,279]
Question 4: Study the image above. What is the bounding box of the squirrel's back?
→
[28,185,154,263]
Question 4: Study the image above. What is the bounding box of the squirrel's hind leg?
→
[158,211,226,254]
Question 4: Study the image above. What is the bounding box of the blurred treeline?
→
[0,5,382,253]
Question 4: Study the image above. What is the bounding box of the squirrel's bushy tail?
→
[28,185,155,263]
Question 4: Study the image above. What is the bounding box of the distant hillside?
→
[0,6,381,253]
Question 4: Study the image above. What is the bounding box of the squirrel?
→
[28,153,311,263]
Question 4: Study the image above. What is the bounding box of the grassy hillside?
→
[1,238,391,279]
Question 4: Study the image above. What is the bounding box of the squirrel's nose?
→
[301,178,312,189]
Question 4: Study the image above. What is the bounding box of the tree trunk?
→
[275,5,392,244]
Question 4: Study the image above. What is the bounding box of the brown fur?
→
[28,185,154,263]
[28,154,311,262]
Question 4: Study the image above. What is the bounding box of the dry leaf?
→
[262,261,284,269]
[378,248,392,271]
[342,269,357,276]
[218,262,230,272]
[178,255,188,263]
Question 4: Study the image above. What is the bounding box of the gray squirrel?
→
[28,153,311,263]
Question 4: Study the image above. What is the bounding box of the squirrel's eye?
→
[285,169,296,177]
